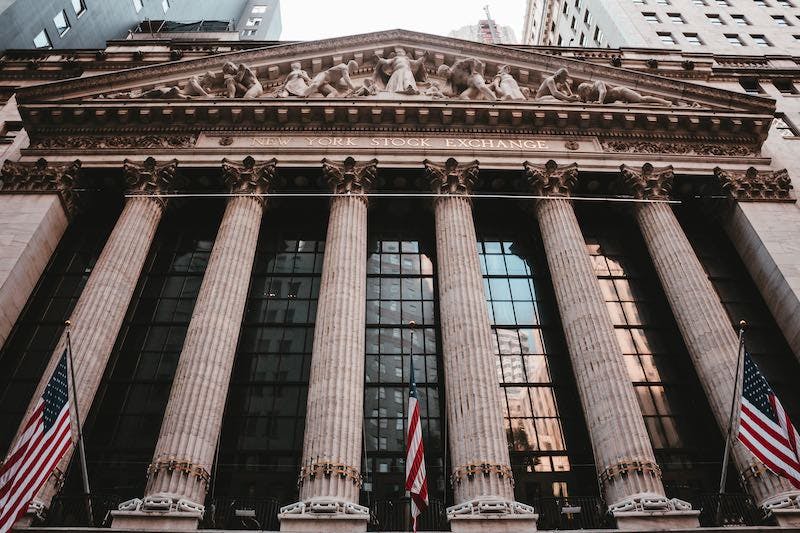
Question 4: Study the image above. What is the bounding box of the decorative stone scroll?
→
[714,166,793,201]
[423,157,479,196]
[0,157,81,215]
[221,156,276,206]
[146,459,211,484]
[450,462,514,486]
[298,461,363,487]
[30,135,197,150]
[123,157,177,195]
[620,163,674,200]
[523,159,578,197]
[603,140,758,157]
[321,156,377,196]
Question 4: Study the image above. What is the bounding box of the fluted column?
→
[279,158,374,532]
[424,158,537,532]
[123,157,275,521]
[6,158,174,519]
[524,160,693,527]
[622,164,800,516]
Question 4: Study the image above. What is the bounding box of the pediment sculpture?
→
[99,51,680,107]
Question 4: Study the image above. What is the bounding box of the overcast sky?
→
[279,0,526,42]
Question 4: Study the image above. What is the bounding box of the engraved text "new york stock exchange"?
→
[249,136,551,150]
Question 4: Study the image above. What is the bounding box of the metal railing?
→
[534,496,612,530]
[201,497,281,530]
[367,498,448,531]
[43,493,121,527]
[694,492,765,527]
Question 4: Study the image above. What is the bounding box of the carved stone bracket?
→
[297,460,362,488]
[523,160,578,197]
[424,157,479,196]
[221,156,276,207]
[714,166,794,202]
[146,459,211,484]
[599,459,663,486]
[321,156,377,197]
[620,163,674,200]
[450,462,514,487]
[0,157,81,216]
[123,157,177,208]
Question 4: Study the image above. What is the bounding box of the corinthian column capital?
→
[1,157,81,215]
[222,156,276,206]
[714,166,793,201]
[523,159,578,197]
[621,163,674,200]
[424,157,479,196]
[322,156,377,196]
[123,157,177,196]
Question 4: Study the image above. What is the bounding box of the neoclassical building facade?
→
[1,30,800,532]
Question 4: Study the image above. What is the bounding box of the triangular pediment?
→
[15,29,774,116]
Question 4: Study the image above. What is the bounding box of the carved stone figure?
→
[535,67,579,102]
[222,61,263,99]
[278,62,312,97]
[104,71,217,99]
[490,65,526,101]
[423,81,446,99]
[303,60,358,97]
[372,48,427,95]
[577,80,672,106]
[438,57,496,101]
[349,78,378,97]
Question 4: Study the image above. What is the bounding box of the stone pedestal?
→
[279,158,376,530]
[5,158,174,523]
[525,161,694,530]
[623,164,800,509]
[425,158,538,532]
[111,157,275,530]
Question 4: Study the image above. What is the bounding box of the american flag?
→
[738,351,800,489]
[405,357,428,533]
[0,350,73,533]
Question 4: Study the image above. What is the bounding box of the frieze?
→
[602,140,758,157]
[29,134,197,150]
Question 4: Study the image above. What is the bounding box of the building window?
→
[251,5,269,13]
[777,0,793,5]
[668,13,685,23]
[33,29,52,48]
[715,0,731,5]
[692,0,708,4]
[706,14,724,25]
[725,33,745,46]
[71,0,87,16]
[773,15,791,26]
[162,0,170,12]
[133,0,143,12]
[731,14,750,25]
[242,29,257,37]
[751,34,772,46]
[773,79,798,94]
[53,10,70,36]
[655,0,671,4]
[658,32,677,44]
[775,115,799,136]
[739,78,763,93]
[753,0,769,6]
[684,33,703,45]
[644,12,660,22]
[632,0,646,4]
[247,17,262,26]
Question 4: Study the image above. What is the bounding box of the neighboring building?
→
[2,28,800,533]
[526,0,800,53]
[449,21,517,44]
[522,0,547,45]
[0,0,281,51]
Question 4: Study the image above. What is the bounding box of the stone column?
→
[5,157,174,522]
[715,167,800,364]
[279,157,375,533]
[111,157,275,530]
[423,158,537,533]
[524,160,696,530]
[622,163,800,526]
[0,158,77,350]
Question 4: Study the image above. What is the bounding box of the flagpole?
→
[65,320,94,526]
[407,320,415,533]
[716,319,747,524]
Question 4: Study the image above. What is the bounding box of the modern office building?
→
[0,0,281,51]
[523,0,800,53]
[448,20,517,44]
[1,27,800,533]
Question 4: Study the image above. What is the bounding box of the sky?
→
[279,0,526,42]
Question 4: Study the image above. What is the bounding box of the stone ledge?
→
[772,508,800,527]
[613,509,700,531]
[449,512,540,533]
[109,509,202,530]
[278,512,368,532]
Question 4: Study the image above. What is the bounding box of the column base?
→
[770,508,800,527]
[109,496,204,530]
[278,498,368,533]
[447,498,538,532]
[764,492,800,527]
[613,510,700,530]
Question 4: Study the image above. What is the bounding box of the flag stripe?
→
[406,358,428,533]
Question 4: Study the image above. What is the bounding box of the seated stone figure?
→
[577,79,672,106]
[222,61,263,99]
[490,65,527,101]
[278,62,312,97]
[535,67,579,102]
[303,60,358,97]
[437,57,497,101]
